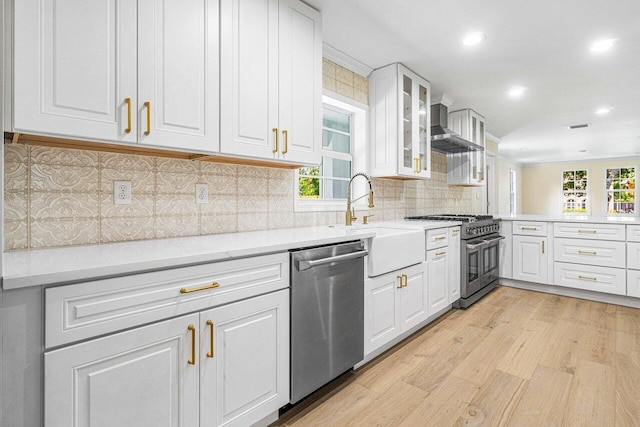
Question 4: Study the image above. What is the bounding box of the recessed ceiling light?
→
[508,87,526,97]
[463,32,486,46]
[595,107,611,115]
[591,38,617,53]
[578,150,588,153]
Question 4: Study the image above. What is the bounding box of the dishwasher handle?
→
[297,250,368,272]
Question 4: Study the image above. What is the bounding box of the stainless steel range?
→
[405,214,504,308]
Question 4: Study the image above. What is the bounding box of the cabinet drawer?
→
[628,270,640,298]
[554,262,626,295]
[627,225,640,243]
[426,228,449,250]
[554,238,626,268]
[628,242,640,270]
[513,221,548,236]
[45,253,289,348]
[553,222,625,241]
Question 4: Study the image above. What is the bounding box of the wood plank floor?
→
[273,286,640,427]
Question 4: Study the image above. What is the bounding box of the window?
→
[509,169,517,215]
[562,169,589,214]
[296,94,367,212]
[605,167,636,214]
[298,106,352,200]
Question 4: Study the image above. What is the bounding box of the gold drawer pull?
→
[436,251,446,256]
[403,274,408,287]
[521,226,538,231]
[188,324,196,365]
[282,129,288,154]
[578,275,597,281]
[578,229,597,233]
[144,101,151,135]
[180,282,220,294]
[414,158,420,174]
[206,320,214,358]
[452,229,460,233]
[397,275,404,289]
[578,250,597,255]
[435,236,446,241]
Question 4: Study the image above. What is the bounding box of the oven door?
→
[462,234,504,298]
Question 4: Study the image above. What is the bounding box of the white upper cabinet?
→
[220,0,322,165]
[12,0,220,153]
[369,63,431,179]
[447,109,486,186]
[137,0,220,151]
[13,0,138,143]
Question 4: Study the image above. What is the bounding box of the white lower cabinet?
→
[554,263,626,296]
[499,221,513,279]
[449,227,461,303]
[513,235,549,284]
[45,290,289,427]
[427,249,449,314]
[364,263,427,356]
[628,270,640,298]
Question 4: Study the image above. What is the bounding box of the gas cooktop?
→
[404,214,494,223]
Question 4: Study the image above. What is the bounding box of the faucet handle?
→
[351,207,357,223]
[363,214,375,225]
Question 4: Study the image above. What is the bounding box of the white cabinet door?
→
[628,270,640,298]
[364,273,401,355]
[13,0,138,142]
[200,290,289,427]
[513,235,548,284]
[427,250,450,315]
[400,263,429,331]
[499,221,513,279]
[220,0,321,164]
[220,0,279,160]
[138,0,219,152]
[277,0,322,165]
[449,227,461,302]
[45,313,200,427]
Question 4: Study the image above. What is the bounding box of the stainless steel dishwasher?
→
[289,241,367,403]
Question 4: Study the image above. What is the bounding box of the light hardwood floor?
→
[274,286,640,426]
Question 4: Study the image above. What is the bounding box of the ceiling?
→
[306,0,640,165]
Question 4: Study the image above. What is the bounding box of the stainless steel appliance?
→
[289,241,367,403]
[405,214,503,308]
[430,103,484,154]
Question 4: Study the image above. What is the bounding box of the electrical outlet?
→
[195,184,208,204]
[114,181,132,205]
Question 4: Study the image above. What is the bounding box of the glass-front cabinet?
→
[447,109,486,186]
[369,63,431,179]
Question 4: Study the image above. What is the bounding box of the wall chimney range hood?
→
[431,103,484,154]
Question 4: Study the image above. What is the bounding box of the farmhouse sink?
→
[363,226,425,277]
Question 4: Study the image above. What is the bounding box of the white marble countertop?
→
[497,214,640,224]
[2,226,377,289]
[2,219,464,290]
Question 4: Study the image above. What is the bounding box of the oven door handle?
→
[466,241,487,250]
[297,250,369,272]
[482,235,505,244]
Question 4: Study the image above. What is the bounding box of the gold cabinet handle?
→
[452,229,460,233]
[521,226,538,231]
[436,251,446,256]
[578,229,597,234]
[578,275,597,281]
[397,275,404,289]
[206,320,214,358]
[578,250,597,255]
[124,98,132,133]
[402,274,408,287]
[180,282,220,294]
[188,324,196,365]
[282,129,288,154]
[435,236,446,241]
[414,157,420,173]
[542,241,545,254]
[272,128,279,153]
[144,101,151,135]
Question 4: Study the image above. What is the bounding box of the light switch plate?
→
[114,181,132,205]
[196,184,208,204]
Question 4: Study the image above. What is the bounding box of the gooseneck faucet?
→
[345,172,374,225]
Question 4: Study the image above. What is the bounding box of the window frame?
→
[604,165,637,216]
[561,168,590,215]
[295,92,368,212]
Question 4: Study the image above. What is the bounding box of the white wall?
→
[521,156,640,216]
[497,156,523,215]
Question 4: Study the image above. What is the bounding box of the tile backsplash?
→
[3,59,471,251]
[3,144,471,251]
